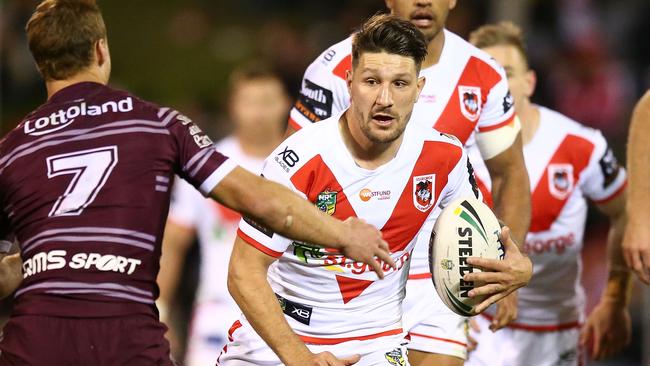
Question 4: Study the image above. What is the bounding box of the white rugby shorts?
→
[402,276,468,360]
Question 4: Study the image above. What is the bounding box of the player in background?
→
[287,1,531,364]
[622,91,650,284]
[0,1,394,364]
[465,22,631,365]
[157,64,290,365]
[218,14,532,366]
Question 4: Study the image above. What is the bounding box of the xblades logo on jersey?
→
[274,146,299,172]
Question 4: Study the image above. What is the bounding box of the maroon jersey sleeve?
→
[160,109,237,195]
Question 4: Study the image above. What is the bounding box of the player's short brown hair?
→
[26,0,106,80]
[469,21,529,67]
[228,63,285,94]
[352,13,427,72]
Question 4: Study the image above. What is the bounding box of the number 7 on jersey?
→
[46,146,118,217]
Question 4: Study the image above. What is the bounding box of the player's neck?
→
[421,30,446,69]
[46,69,108,100]
[339,112,404,170]
[518,102,540,146]
[237,129,283,159]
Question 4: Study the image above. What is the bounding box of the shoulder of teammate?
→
[289,36,353,130]
[543,106,626,201]
[426,125,481,201]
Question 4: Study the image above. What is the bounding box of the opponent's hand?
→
[580,299,631,360]
[302,351,360,366]
[463,226,533,313]
[622,223,650,284]
[490,291,518,331]
[337,217,395,279]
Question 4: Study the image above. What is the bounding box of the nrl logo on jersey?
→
[548,164,574,200]
[315,190,337,215]
[413,174,435,212]
[458,85,481,121]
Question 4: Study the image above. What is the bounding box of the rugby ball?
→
[429,196,504,316]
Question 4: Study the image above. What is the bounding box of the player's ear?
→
[524,69,536,98]
[346,69,353,93]
[96,38,109,67]
[449,0,458,10]
[385,0,394,12]
[416,76,426,101]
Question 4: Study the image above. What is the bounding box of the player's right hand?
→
[307,351,360,366]
[338,217,396,279]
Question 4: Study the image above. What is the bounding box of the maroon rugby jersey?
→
[0,82,235,317]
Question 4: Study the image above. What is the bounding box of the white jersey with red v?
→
[238,112,479,343]
[290,29,514,276]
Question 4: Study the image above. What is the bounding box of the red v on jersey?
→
[433,56,503,144]
[381,141,461,252]
[530,135,594,232]
[335,275,374,305]
[289,154,357,222]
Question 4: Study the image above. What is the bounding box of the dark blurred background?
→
[2,1,649,365]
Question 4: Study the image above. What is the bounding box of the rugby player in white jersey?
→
[465,22,631,366]
[287,2,531,364]
[157,64,290,365]
[218,14,532,366]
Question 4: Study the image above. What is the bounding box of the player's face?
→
[347,52,425,144]
[385,0,457,42]
[482,44,536,113]
[230,78,289,137]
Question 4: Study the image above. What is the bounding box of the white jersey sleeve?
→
[288,38,352,130]
[578,129,627,203]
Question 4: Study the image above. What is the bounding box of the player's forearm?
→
[0,253,22,299]
[227,264,311,365]
[626,91,650,218]
[212,168,348,251]
[603,204,632,305]
[490,164,530,247]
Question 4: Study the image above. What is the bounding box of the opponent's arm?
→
[211,167,394,278]
[228,237,360,366]
[581,191,631,359]
[623,90,650,283]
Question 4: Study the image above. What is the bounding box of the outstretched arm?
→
[211,166,395,278]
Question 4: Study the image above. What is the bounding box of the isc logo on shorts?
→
[23,250,142,278]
